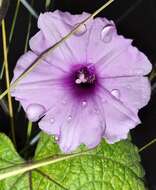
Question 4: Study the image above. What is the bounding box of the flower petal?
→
[87,18,129,63]
[101,76,151,111]
[39,101,104,153]
[87,17,152,76]
[29,30,49,55]
[59,104,104,152]
[29,30,71,72]
[103,101,140,143]
[79,100,105,148]
[39,102,72,136]
[37,11,93,63]
[11,51,66,114]
[96,42,152,77]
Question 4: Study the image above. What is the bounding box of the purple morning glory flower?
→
[11,11,152,153]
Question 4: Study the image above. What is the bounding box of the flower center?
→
[74,66,96,89]
[63,64,98,100]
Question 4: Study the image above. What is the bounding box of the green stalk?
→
[1,20,16,145]
[0,151,91,180]
[0,0,20,79]
[24,0,34,143]
[139,138,156,152]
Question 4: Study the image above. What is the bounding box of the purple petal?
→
[101,76,151,111]
[96,42,152,77]
[87,18,126,63]
[86,17,151,76]
[37,11,93,63]
[40,101,104,153]
[103,101,140,143]
[38,98,72,136]
[26,104,46,122]
[11,51,66,115]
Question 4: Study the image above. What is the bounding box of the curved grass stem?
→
[0,150,91,181]
[1,20,16,146]
[26,121,32,143]
[0,0,21,80]
[139,138,156,152]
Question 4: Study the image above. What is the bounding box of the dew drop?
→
[74,23,87,36]
[50,117,55,124]
[26,104,45,122]
[75,78,81,84]
[67,115,72,121]
[127,85,131,89]
[52,135,59,142]
[101,24,114,43]
[55,135,59,141]
[82,100,87,107]
[111,89,120,99]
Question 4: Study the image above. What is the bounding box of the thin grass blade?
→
[20,0,38,18]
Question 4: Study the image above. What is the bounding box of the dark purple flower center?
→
[64,64,98,99]
[74,66,96,89]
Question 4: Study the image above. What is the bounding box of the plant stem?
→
[9,0,21,44]
[20,0,38,18]
[1,20,16,146]
[0,151,90,181]
[25,0,34,144]
[24,0,34,53]
[26,121,32,143]
[0,0,20,79]
[139,138,156,152]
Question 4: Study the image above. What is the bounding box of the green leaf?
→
[0,133,146,190]
[0,133,29,190]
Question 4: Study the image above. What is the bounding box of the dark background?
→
[0,0,156,189]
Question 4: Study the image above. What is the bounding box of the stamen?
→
[74,66,96,86]
[79,73,87,83]
[75,73,88,84]
[75,79,82,84]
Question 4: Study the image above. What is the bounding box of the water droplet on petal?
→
[127,85,131,89]
[52,135,59,142]
[75,78,82,84]
[0,0,9,24]
[74,23,87,36]
[101,24,114,43]
[50,117,55,124]
[82,100,87,107]
[111,89,120,99]
[26,104,45,122]
[67,115,72,122]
